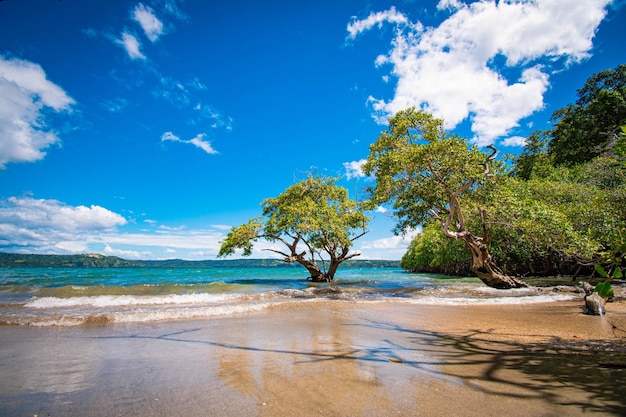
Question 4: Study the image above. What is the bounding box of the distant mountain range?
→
[0,253,400,269]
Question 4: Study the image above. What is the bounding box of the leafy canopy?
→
[549,64,626,165]
[218,175,370,263]
[363,107,496,235]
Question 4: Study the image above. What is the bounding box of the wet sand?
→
[1,300,625,416]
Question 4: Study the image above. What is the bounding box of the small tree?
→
[364,108,527,289]
[218,175,370,281]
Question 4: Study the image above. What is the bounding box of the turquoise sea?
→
[0,266,584,326]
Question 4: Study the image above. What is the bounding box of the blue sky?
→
[0,0,624,260]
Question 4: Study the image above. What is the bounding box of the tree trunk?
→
[294,259,330,282]
[326,258,342,281]
[463,234,528,289]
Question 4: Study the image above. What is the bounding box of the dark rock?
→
[585,291,605,316]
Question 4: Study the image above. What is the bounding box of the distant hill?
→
[0,253,400,269]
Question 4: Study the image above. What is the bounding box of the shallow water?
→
[0,266,601,326]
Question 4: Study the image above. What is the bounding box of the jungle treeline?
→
[400,65,626,278]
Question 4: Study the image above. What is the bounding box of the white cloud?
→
[0,197,126,232]
[117,31,146,60]
[346,7,413,40]
[501,136,527,147]
[361,235,410,250]
[0,197,126,253]
[94,229,225,253]
[349,0,611,145]
[133,3,164,42]
[56,241,89,253]
[211,224,233,231]
[161,131,218,154]
[357,227,421,259]
[0,197,229,258]
[0,56,74,168]
[103,244,152,260]
[158,224,186,232]
[437,0,462,11]
[343,159,367,180]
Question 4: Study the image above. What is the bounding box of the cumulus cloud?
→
[357,228,420,259]
[161,131,218,154]
[0,197,126,253]
[348,0,611,145]
[0,56,74,168]
[133,3,164,42]
[117,31,146,60]
[343,159,368,180]
[0,196,244,259]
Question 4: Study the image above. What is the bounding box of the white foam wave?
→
[25,292,245,309]
[111,302,279,323]
[403,293,577,306]
[12,300,287,327]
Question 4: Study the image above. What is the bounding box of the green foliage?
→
[401,222,470,275]
[217,218,263,257]
[513,130,552,180]
[260,175,369,251]
[476,174,613,272]
[218,175,370,279]
[401,167,614,276]
[593,264,623,299]
[549,64,626,166]
[617,125,626,166]
[364,107,496,235]
[0,253,138,268]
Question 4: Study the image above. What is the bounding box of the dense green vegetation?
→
[0,252,399,269]
[364,108,527,288]
[399,65,626,281]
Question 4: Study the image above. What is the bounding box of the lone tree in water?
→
[218,175,370,282]
[363,108,528,289]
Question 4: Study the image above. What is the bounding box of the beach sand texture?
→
[1,300,625,416]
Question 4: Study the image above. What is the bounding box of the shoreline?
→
[1,300,625,416]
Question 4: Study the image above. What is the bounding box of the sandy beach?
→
[1,300,625,416]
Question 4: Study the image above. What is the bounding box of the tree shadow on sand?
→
[350,319,626,416]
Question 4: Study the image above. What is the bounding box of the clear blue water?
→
[0,266,582,326]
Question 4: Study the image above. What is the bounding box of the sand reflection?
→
[214,304,426,416]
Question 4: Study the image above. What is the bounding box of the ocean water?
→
[0,266,586,326]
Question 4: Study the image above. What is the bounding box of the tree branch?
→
[343,251,361,261]
[350,229,369,242]
[262,248,292,258]
[484,144,498,177]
